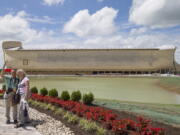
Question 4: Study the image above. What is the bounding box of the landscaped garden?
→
[28,86,166,135]
[1,82,180,134]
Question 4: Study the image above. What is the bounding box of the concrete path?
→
[0,100,41,135]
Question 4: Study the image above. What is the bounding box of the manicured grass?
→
[159,77,180,87]
[30,76,180,104]
[158,77,180,94]
[94,98,180,126]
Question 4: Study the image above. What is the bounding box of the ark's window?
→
[23,59,28,65]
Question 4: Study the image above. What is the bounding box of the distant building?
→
[2,41,180,75]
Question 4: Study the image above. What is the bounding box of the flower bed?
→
[31,93,165,135]
[0,89,5,94]
[0,90,5,98]
[28,99,107,135]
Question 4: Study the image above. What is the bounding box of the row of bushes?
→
[30,87,94,105]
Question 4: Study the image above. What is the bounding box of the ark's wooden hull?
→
[2,41,180,74]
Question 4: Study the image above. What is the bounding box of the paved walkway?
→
[0,100,41,135]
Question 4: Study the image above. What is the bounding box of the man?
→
[2,69,19,124]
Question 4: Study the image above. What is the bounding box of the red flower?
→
[30,94,165,135]
[0,90,5,94]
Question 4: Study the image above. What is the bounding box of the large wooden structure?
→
[2,41,180,74]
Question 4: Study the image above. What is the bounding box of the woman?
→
[15,69,30,128]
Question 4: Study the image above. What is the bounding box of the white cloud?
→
[82,34,180,63]
[0,11,58,67]
[130,27,148,35]
[63,7,118,37]
[0,11,37,43]
[43,0,65,6]
[129,0,180,28]
[0,11,58,43]
[0,8,180,68]
[26,16,58,24]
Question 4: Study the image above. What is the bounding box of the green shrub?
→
[71,90,82,102]
[40,87,48,96]
[61,91,70,100]
[49,88,58,97]
[30,86,38,94]
[2,84,6,90]
[83,92,94,105]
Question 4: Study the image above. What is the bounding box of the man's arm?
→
[0,62,6,80]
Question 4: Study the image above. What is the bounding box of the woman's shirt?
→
[18,76,29,95]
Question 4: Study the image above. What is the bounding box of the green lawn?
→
[30,76,180,104]
[94,99,180,127]
[160,77,180,86]
[158,77,180,94]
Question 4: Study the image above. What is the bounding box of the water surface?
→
[29,76,180,104]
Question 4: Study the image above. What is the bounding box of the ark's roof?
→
[7,48,176,51]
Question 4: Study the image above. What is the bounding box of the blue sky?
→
[0,0,180,66]
[0,0,132,30]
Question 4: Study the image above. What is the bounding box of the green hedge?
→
[30,86,38,94]
[30,86,95,105]
[40,87,48,96]
[61,91,70,101]
[71,90,82,102]
[83,92,94,105]
[49,88,58,97]
[2,84,6,91]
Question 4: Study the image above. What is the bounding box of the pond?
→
[29,76,180,104]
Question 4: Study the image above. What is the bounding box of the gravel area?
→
[29,108,75,135]
[0,99,75,135]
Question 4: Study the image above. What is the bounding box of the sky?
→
[0,0,180,67]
